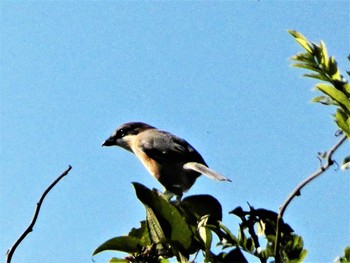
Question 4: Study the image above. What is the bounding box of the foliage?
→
[334,246,350,263]
[288,30,350,169]
[93,183,306,263]
[93,31,349,262]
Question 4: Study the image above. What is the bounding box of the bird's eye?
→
[118,129,126,137]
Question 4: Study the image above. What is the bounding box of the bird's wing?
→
[138,130,207,165]
[183,162,231,182]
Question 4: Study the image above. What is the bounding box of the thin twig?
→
[6,165,72,263]
[274,135,347,262]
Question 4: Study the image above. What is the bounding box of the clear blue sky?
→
[1,2,349,262]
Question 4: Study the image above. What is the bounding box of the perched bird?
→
[102,122,230,196]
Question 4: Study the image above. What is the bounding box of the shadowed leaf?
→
[93,236,147,255]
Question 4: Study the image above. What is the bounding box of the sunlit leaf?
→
[198,215,213,262]
[159,259,171,263]
[341,156,350,170]
[109,258,129,263]
[344,83,350,96]
[311,95,334,105]
[335,109,350,138]
[319,41,329,67]
[316,84,350,113]
[288,30,313,53]
[199,225,212,250]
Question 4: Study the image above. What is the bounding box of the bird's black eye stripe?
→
[116,127,135,138]
[117,129,126,138]
[116,123,145,138]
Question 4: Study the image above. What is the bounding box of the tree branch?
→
[6,165,72,263]
[274,135,347,262]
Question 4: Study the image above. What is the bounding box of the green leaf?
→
[311,95,334,105]
[316,84,350,113]
[93,236,146,255]
[335,246,350,263]
[290,52,315,63]
[344,246,350,260]
[261,244,275,260]
[199,225,212,250]
[93,221,151,255]
[344,83,350,95]
[288,30,313,53]
[145,205,166,244]
[335,109,350,138]
[109,258,129,263]
[319,41,329,67]
[304,73,329,82]
[133,183,193,250]
[129,220,151,245]
[292,62,322,73]
[218,221,238,245]
[198,216,213,262]
[341,156,350,170]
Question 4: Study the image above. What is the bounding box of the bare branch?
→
[6,165,72,263]
[274,135,347,262]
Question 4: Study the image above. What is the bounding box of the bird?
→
[102,122,231,197]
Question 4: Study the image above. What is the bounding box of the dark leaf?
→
[181,194,223,225]
[93,236,146,255]
[221,247,249,263]
[229,206,245,218]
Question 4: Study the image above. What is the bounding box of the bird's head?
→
[102,122,156,152]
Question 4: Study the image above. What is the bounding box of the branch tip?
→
[6,165,72,263]
[274,135,347,261]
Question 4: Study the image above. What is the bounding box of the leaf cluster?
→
[334,246,350,263]
[288,31,350,171]
[93,183,306,263]
[229,206,306,263]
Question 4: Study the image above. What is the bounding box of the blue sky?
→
[1,1,349,262]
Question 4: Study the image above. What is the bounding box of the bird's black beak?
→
[102,137,115,147]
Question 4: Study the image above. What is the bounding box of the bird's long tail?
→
[183,162,231,182]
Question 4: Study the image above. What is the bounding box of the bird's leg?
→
[163,190,175,201]
[163,190,182,203]
[175,194,183,204]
